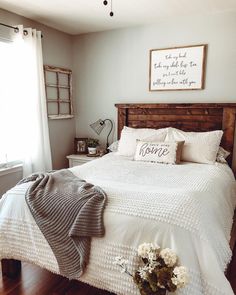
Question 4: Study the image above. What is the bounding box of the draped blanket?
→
[19,169,107,279]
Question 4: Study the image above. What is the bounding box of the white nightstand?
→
[67,154,100,168]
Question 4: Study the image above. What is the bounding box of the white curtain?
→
[0,25,52,176]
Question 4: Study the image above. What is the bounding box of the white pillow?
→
[216,146,230,163]
[108,140,119,152]
[165,127,223,164]
[134,140,184,164]
[117,127,167,157]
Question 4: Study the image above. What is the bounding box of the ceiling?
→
[0,0,236,35]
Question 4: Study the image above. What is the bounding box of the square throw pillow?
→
[117,126,168,157]
[165,127,223,164]
[134,140,184,164]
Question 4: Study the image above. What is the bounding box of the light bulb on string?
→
[110,0,114,17]
[103,0,114,17]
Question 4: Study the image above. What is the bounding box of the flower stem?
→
[118,265,133,277]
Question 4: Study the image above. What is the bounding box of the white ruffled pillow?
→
[117,127,168,157]
[165,127,223,164]
[134,140,184,164]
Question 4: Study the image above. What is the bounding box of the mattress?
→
[0,153,235,295]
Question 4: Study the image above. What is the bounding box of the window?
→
[0,40,22,166]
[0,25,52,175]
[44,65,73,119]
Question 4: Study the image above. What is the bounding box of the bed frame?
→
[115,103,236,169]
[115,103,236,251]
[2,103,236,281]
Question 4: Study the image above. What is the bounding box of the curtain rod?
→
[0,22,43,38]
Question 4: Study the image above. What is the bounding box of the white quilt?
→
[0,153,235,295]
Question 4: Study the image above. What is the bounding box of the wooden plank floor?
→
[0,262,114,295]
[0,252,236,295]
[227,246,236,294]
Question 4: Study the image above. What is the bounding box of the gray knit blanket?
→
[18,169,107,279]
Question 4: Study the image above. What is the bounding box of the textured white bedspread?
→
[0,153,235,295]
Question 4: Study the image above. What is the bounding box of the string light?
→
[110,0,114,17]
[103,0,114,17]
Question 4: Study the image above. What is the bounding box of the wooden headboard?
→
[115,103,236,169]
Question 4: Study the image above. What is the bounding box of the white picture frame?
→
[149,44,207,91]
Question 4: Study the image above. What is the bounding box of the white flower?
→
[147,261,158,273]
[137,243,153,258]
[138,265,149,280]
[171,266,189,289]
[159,248,177,267]
[148,261,158,273]
[113,256,129,273]
[137,243,160,259]
[113,256,129,267]
[148,251,157,262]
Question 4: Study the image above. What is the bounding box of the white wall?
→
[1,8,236,174]
[72,11,236,145]
[0,8,75,170]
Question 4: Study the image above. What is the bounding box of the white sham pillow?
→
[165,127,223,164]
[117,126,167,157]
[216,146,230,163]
[134,140,184,164]
[108,140,119,152]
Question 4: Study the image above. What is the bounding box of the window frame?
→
[44,65,74,120]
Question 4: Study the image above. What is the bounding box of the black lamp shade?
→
[89,118,113,148]
[90,119,105,135]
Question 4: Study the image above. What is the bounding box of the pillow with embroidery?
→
[134,140,184,164]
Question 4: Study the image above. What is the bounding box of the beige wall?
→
[0,8,75,170]
[72,11,236,146]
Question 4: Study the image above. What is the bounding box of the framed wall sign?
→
[149,44,207,91]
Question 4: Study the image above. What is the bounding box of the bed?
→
[1,103,236,295]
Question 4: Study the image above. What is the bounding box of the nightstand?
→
[66,154,100,168]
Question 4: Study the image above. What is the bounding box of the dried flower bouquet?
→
[113,243,189,295]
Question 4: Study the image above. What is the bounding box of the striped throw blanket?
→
[18,169,107,279]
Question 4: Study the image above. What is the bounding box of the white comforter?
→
[0,153,235,295]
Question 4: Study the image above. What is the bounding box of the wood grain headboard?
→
[115,103,236,169]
